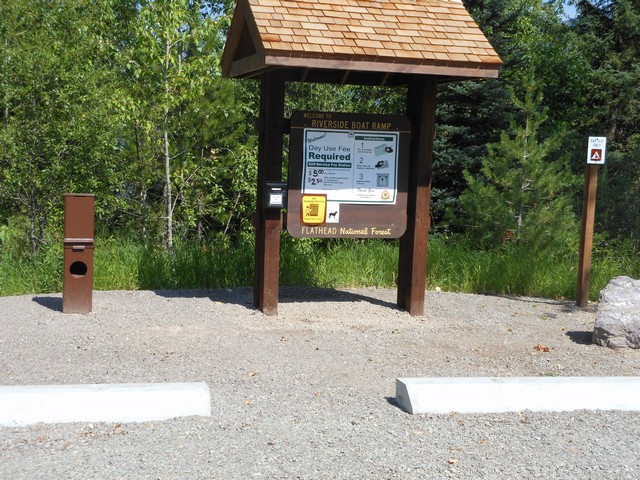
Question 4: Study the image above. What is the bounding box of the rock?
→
[593,276,640,349]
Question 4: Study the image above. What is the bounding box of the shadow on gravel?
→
[495,294,598,315]
[385,396,406,412]
[495,294,560,305]
[152,286,400,311]
[152,287,254,305]
[559,302,598,314]
[279,286,400,310]
[32,296,62,312]
[566,330,594,345]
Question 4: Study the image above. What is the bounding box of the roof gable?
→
[222,0,502,82]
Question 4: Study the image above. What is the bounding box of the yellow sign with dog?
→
[301,194,327,225]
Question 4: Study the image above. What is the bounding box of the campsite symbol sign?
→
[577,135,607,307]
[587,137,607,165]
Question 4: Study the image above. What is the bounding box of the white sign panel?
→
[302,129,399,204]
[587,136,607,165]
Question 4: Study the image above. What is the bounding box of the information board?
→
[303,130,399,204]
[287,112,410,238]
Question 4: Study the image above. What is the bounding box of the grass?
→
[427,237,640,300]
[1,232,638,301]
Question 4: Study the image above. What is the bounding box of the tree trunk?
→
[27,186,39,256]
[163,39,173,253]
[164,106,172,251]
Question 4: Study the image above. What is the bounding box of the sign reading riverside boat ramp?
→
[287,112,410,239]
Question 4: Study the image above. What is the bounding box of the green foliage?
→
[285,84,405,118]
[203,143,258,238]
[136,235,255,289]
[426,235,639,300]
[282,237,401,288]
[0,0,127,254]
[118,0,246,249]
[434,79,511,230]
[93,236,143,291]
[571,0,640,240]
[0,0,255,254]
[436,0,586,230]
[426,238,573,297]
[456,78,579,251]
[3,234,638,301]
[0,235,63,295]
[1,0,639,301]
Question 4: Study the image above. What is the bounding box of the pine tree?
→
[456,77,579,252]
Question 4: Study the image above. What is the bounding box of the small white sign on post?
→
[587,136,607,164]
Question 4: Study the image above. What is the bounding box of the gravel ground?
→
[1,287,639,479]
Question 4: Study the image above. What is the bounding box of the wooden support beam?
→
[254,72,285,315]
[576,164,599,308]
[397,77,437,316]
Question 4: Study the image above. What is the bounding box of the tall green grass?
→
[135,237,255,289]
[0,242,63,295]
[280,237,399,288]
[1,232,638,300]
[427,236,639,299]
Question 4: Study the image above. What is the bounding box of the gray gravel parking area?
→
[1,287,639,479]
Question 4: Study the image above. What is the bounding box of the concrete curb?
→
[0,382,211,426]
[396,377,640,414]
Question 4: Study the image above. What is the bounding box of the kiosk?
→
[222,0,502,315]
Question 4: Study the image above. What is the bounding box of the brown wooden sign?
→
[287,111,411,239]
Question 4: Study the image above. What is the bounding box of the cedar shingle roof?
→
[222,0,502,81]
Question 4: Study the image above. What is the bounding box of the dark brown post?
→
[397,77,437,315]
[63,194,95,314]
[577,164,599,307]
[254,72,286,315]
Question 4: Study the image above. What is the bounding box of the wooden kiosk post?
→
[397,77,437,315]
[221,0,502,316]
[254,72,286,314]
